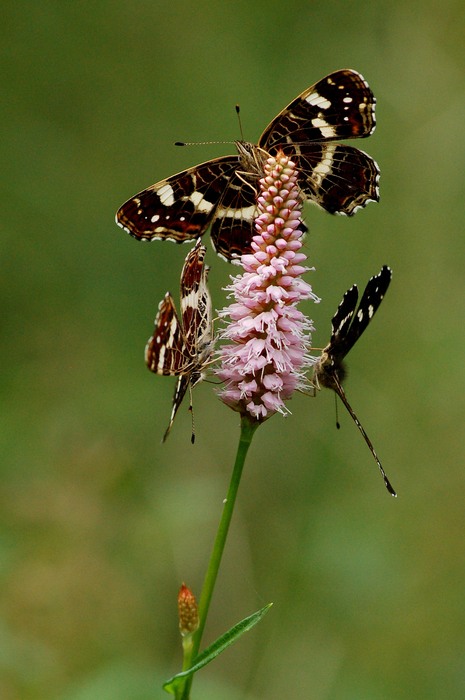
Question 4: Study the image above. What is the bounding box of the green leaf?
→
[163,603,272,694]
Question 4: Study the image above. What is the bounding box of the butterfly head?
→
[235,140,268,177]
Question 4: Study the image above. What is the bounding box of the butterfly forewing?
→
[145,240,214,441]
[180,241,212,360]
[117,156,240,245]
[330,284,359,349]
[116,68,379,261]
[334,265,392,360]
[259,69,376,149]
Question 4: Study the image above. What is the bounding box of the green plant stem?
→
[178,415,258,700]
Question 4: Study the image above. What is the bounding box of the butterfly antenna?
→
[188,383,196,444]
[334,393,341,429]
[175,139,236,147]
[235,104,246,141]
[333,376,397,497]
[175,104,244,148]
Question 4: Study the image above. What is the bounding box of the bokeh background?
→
[2,2,465,698]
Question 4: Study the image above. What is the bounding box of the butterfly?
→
[313,266,396,496]
[145,239,214,442]
[116,69,379,262]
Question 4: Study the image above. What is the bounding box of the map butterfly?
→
[116,69,379,261]
[145,239,214,442]
[313,266,396,496]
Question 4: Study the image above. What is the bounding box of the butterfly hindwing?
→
[116,69,379,260]
[145,240,213,441]
[288,142,379,215]
[145,293,189,376]
[209,176,258,260]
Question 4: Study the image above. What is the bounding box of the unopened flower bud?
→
[178,583,199,637]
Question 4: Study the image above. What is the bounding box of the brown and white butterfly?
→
[116,69,379,262]
[145,239,214,442]
[313,266,396,496]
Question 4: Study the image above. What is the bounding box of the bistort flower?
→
[216,150,319,421]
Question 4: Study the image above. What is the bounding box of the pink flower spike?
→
[216,151,320,422]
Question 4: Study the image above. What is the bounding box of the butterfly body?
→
[145,239,214,442]
[116,69,379,261]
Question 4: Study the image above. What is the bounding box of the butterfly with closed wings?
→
[116,69,379,261]
[145,239,214,443]
[313,266,396,496]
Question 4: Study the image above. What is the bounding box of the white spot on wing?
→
[182,289,201,309]
[311,143,336,187]
[158,183,175,206]
[305,92,331,109]
[158,344,166,368]
[188,190,215,213]
[216,204,257,221]
[311,117,337,139]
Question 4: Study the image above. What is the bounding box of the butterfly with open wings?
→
[313,266,396,496]
[145,239,214,442]
[116,69,379,261]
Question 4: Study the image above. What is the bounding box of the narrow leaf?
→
[163,603,272,694]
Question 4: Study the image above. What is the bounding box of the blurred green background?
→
[2,2,465,698]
